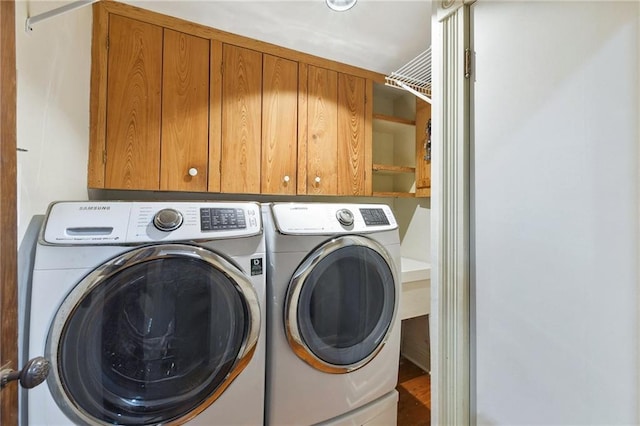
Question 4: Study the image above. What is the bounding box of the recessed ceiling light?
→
[326,0,357,12]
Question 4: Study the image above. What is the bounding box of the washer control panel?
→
[359,208,390,226]
[43,201,261,244]
[200,208,247,231]
[271,203,397,235]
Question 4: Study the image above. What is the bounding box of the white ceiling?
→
[121,0,432,75]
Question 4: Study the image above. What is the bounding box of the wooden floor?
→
[397,357,431,426]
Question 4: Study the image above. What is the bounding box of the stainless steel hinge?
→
[464,48,472,79]
[102,149,107,165]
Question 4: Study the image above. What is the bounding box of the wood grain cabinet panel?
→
[104,15,162,190]
[160,29,210,192]
[300,65,370,196]
[261,55,298,195]
[337,73,369,196]
[415,98,431,197]
[221,44,263,194]
[306,65,338,195]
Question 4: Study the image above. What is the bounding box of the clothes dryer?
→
[262,202,401,425]
[24,201,265,426]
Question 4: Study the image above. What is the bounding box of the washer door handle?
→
[0,356,50,389]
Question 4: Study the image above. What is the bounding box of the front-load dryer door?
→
[285,235,397,374]
[45,244,260,426]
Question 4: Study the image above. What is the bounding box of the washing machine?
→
[262,202,401,425]
[24,201,265,426]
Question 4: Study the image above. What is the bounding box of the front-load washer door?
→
[285,235,397,374]
[45,244,260,426]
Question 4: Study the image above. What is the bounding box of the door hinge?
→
[106,35,109,51]
[464,48,472,79]
[102,149,107,165]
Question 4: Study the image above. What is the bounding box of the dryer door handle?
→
[0,356,49,389]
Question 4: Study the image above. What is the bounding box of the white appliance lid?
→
[42,201,262,245]
[270,203,397,235]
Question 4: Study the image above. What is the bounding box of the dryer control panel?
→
[271,203,397,235]
[43,201,262,244]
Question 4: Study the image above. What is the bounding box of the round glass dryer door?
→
[285,235,397,374]
[45,244,260,425]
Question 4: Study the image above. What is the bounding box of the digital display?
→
[200,208,246,231]
[359,208,389,226]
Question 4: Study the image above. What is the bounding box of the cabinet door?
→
[221,44,262,194]
[105,15,162,190]
[415,98,431,197]
[160,29,210,192]
[261,55,298,195]
[337,73,370,196]
[306,65,338,195]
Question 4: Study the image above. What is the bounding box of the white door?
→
[471,1,639,423]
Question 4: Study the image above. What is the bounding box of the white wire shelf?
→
[385,46,432,104]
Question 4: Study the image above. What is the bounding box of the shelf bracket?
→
[388,80,432,105]
[385,46,432,104]
[25,0,98,33]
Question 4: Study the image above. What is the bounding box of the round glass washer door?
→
[45,244,260,426]
[285,235,397,374]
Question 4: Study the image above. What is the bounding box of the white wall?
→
[15,1,91,244]
[472,1,639,424]
[395,198,431,262]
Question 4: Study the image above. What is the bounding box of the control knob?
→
[153,208,184,232]
[336,209,354,227]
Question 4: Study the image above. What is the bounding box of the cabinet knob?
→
[314,176,321,184]
[188,168,198,177]
[283,175,290,183]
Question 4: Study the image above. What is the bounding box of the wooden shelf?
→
[372,191,416,198]
[373,113,416,126]
[372,82,430,198]
[373,164,416,174]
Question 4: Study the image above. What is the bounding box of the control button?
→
[336,209,354,227]
[153,208,184,232]
[359,208,389,226]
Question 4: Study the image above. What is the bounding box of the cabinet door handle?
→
[188,168,198,177]
[1,357,49,389]
[283,175,290,183]
[314,176,321,184]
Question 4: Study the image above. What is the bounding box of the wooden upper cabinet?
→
[104,15,162,190]
[299,65,370,196]
[415,98,431,197]
[337,73,370,196]
[97,13,211,192]
[305,65,338,195]
[261,55,298,195]
[89,2,379,196]
[220,44,263,194]
[161,29,210,192]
